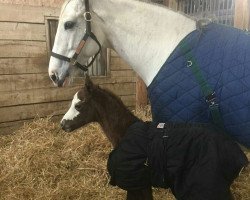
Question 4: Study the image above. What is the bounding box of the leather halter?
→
[51,0,101,72]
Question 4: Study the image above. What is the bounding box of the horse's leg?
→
[126,187,153,200]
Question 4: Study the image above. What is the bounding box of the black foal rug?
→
[107,121,248,200]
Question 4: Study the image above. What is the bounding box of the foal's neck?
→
[94,89,139,147]
[91,0,196,86]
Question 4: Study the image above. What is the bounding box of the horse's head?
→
[49,0,106,87]
[61,75,97,132]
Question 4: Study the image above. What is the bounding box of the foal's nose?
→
[60,120,72,132]
[60,119,66,128]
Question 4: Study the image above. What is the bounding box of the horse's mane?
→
[130,0,197,21]
[61,0,196,21]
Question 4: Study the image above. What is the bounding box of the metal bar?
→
[213,0,217,22]
[181,0,235,26]
[190,0,193,15]
[222,0,225,24]
[96,55,99,76]
[202,0,205,13]
[218,0,220,23]
[92,57,95,75]
[225,0,229,24]
[210,0,212,14]
[231,0,235,26]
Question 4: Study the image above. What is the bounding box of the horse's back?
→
[148,23,250,147]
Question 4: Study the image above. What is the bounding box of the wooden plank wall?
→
[0,3,136,134]
[234,0,250,30]
[0,0,63,7]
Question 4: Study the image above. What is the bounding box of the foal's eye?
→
[75,101,84,111]
[64,21,75,30]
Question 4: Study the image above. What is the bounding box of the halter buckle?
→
[84,12,92,22]
[205,92,218,108]
[70,58,78,66]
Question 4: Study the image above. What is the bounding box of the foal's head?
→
[60,76,98,132]
[61,76,140,146]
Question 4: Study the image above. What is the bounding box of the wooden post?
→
[164,0,169,7]
[168,0,178,10]
[234,0,250,30]
[136,76,148,109]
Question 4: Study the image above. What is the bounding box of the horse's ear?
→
[84,74,94,93]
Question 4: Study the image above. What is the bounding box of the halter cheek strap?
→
[51,0,101,72]
[71,32,102,71]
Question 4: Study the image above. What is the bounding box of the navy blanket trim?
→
[148,23,250,147]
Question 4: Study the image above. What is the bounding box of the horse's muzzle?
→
[50,72,69,87]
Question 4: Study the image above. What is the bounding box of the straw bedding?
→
[0,108,249,200]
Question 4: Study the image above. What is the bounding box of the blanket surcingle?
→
[107,121,248,200]
[148,23,250,148]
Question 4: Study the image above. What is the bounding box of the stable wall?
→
[0,0,63,7]
[0,2,136,134]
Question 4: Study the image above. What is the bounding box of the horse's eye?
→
[64,21,75,30]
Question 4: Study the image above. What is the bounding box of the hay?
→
[0,108,249,200]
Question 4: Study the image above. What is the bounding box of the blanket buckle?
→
[144,158,149,167]
[205,92,218,108]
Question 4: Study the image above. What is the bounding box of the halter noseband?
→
[51,0,101,72]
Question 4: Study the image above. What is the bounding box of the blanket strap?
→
[180,40,224,129]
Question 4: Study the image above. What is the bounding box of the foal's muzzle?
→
[60,119,72,132]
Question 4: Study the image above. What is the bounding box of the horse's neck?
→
[91,0,196,86]
[94,90,139,147]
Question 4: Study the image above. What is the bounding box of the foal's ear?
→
[84,74,94,93]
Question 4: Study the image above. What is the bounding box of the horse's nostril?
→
[50,74,58,82]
